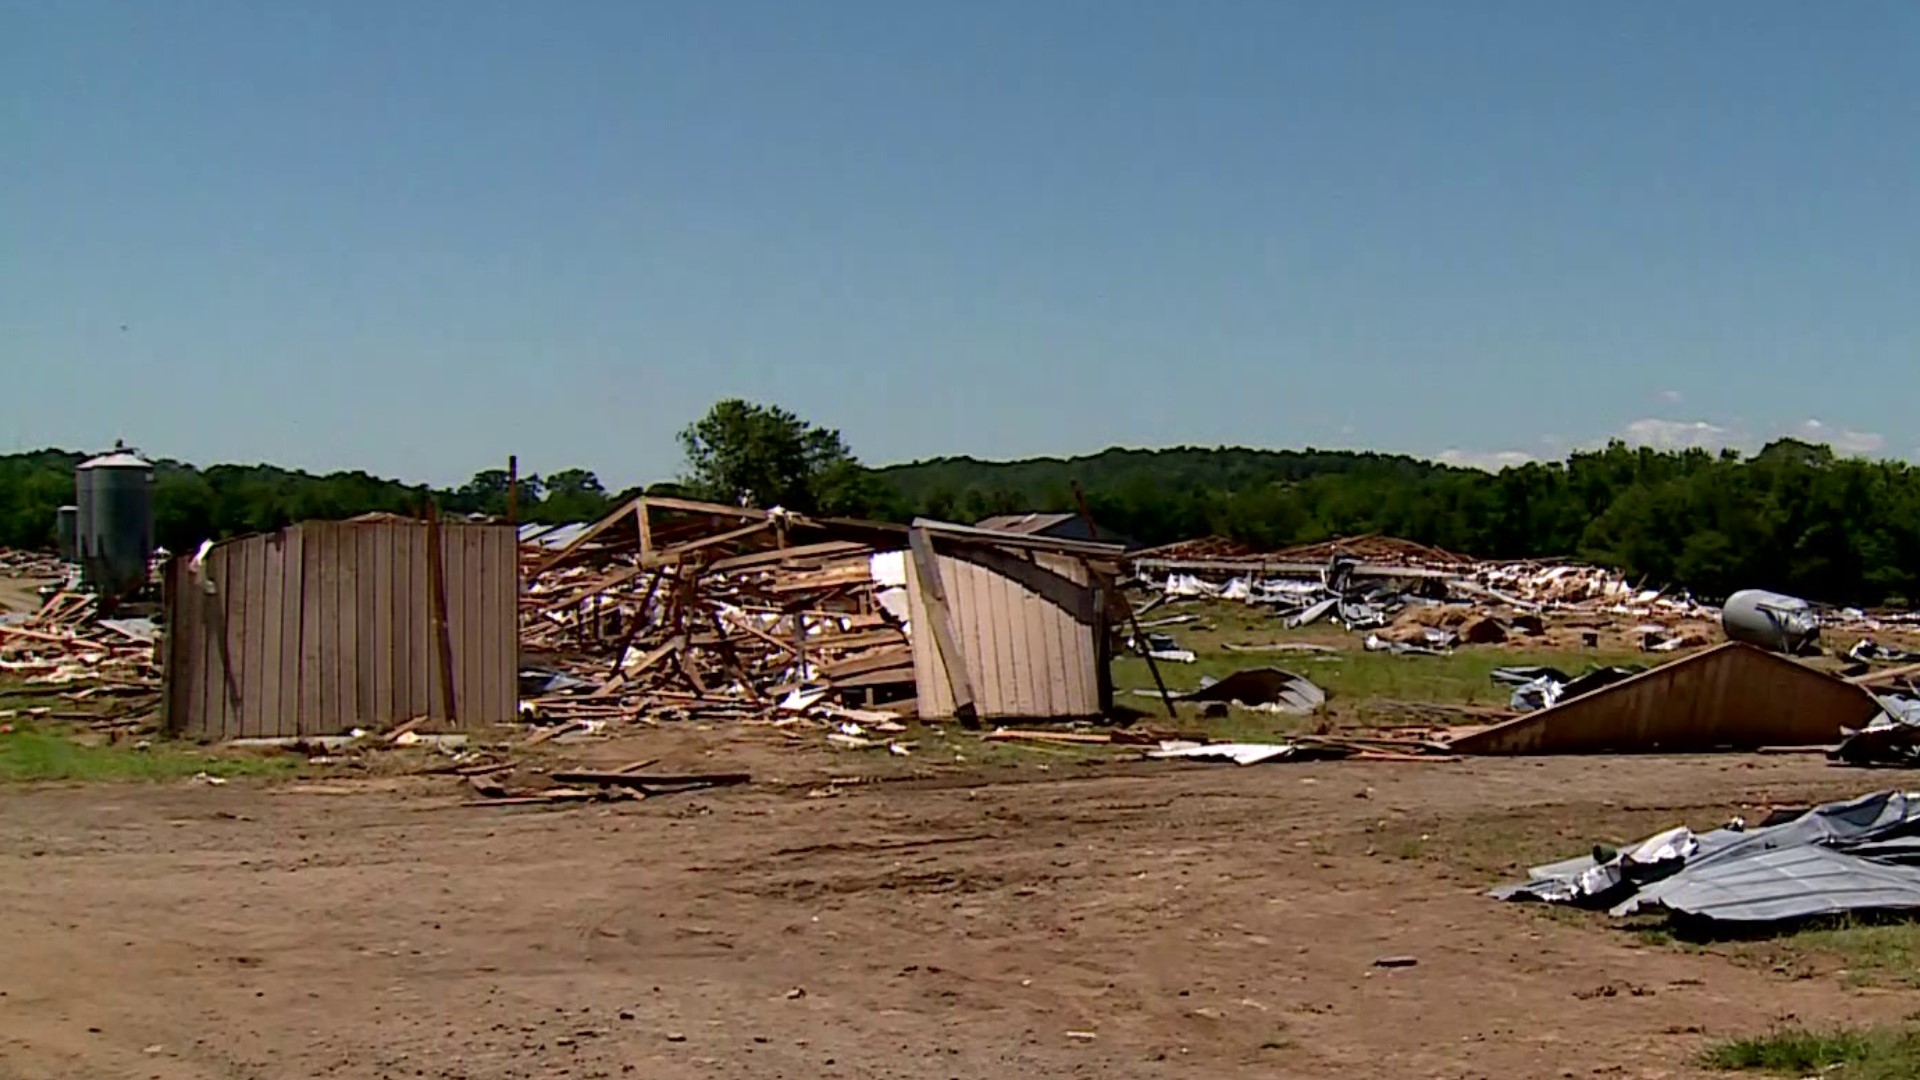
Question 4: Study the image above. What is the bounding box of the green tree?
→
[451,469,543,517]
[535,468,611,523]
[678,399,874,514]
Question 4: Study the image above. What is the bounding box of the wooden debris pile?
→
[1129,536,1261,562]
[984,724,1457,762]
[0,547,67,579]
[0,587,161,730]
[518,497,919,732]
[1266,534,1476,569]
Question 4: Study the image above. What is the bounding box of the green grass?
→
[1700,1027,1920,1078]
[1720,918,1920,989]
[0,723,297,783]
[1115,599,1655,727]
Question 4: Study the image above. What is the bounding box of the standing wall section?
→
[163,520,518,739]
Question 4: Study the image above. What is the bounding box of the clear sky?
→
[6,2,1916,487]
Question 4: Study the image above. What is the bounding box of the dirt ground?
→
[0,575,51,615]
[2,752,1913,1080]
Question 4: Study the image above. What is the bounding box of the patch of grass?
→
[1114,601,1654,727]
[0,723,297,783]
[1376,803,1713,881]
[1700,1027,1920,1078]
[1728,918,1920,989]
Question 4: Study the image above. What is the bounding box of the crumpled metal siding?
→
[1497,789,1920,924]
[1617,844,1920,922]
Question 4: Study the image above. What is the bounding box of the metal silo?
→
[1721,589,1821,655]
[55,505,78,563]
[76,445,156,598]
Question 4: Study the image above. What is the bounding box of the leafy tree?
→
[535,468,611,523]
[677,399,873,514]
[450,469,543,517]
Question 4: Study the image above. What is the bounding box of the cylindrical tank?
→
[1722,589,1821,654]
[54,505,78,563]
[75,448,156,598]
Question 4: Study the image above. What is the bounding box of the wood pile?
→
[517,497,921,734]
[0,587,161,729]
[1266,534,1476,568]
[1129,536,1261,562]
[0,548,67,579]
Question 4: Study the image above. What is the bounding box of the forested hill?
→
[876,441,1920,607]
[6,438,1920,606]
[878,446,1454,508]
[876,445,1463,544]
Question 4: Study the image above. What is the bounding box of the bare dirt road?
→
[0,754,1906,1080]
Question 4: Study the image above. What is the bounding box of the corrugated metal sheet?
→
[905,539,1108,720]
[1449,641,1880,754]
[1501,791,1920,924]
[162,520,518,739]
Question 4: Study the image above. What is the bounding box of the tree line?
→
[4,400,1918,606]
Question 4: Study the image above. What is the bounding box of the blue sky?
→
[5,1,1916,486]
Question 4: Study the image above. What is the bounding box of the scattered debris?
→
[1171,667,1327,715]
[1495,790,1920,924]
[546,770,751,795]
[1146,732,1452,766]
[1832,695,1920,766]
[1131,534,1739,657]
[1850,639,1920,665]
[1490,664,1641,714]
[1148,741,1298,766]
[1221,641,1339,655]
[0,575,160,733]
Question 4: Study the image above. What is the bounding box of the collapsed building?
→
[518,498,1126,730]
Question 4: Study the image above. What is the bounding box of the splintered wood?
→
[0,568,161,730]
[518,498,916,735]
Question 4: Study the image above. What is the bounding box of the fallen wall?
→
[1447,641,1880,754]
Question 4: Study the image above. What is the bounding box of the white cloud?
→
[1615,416,1889,458]
[1792,418,1884,456]
[1620,418,1738,452]
[1436,448,1535,472]
[1658,389,1685,403]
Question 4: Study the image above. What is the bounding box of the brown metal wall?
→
[1450,642,1882,754]
[163,520,518,739]
[907,544,1106,720]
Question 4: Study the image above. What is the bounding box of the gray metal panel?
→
[1620,844,1920,923]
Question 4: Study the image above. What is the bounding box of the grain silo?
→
[55,505,79,563]
[75,445,156,598]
